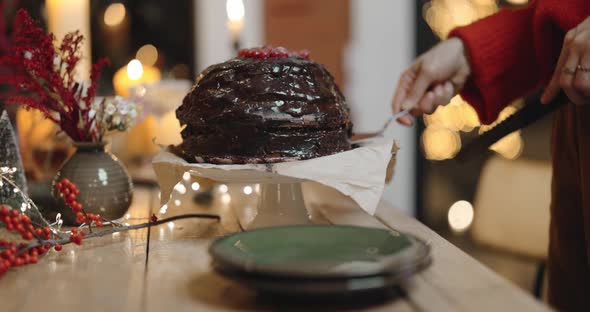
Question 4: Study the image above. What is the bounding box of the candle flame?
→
[226,0,245,22]
[127,59,143,81]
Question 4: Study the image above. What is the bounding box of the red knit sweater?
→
[450,0,590,125]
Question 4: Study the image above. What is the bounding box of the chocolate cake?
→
[176,46,352,164]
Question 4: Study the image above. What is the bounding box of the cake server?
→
[350,110,410,144]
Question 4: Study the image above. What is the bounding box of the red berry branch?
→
[0,206,58,274]
[56,178,103,232]
[0,9,109,142]
[0,178,220,278]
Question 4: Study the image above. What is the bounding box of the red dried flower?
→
[0,9,110,142]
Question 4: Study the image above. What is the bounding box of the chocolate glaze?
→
[177,54,352,164]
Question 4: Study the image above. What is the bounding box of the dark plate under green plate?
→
[209,225,431,279]
[215,265,430,296]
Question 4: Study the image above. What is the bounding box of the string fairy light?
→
[0,165,223,277]
[174,183,187,195]
[0,166,51,227]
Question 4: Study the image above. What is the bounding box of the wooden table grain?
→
[0,185,551,312]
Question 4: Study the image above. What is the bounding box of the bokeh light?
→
[423,0,497,39]
[221,193,231,204]
[505,0,528,5]
[126,59,143,80]
[104,3,126,27]
[218,184,228,193]
[422,125,461,160]
[479,103,524,160]
[174,183,187,195]
[136,44,158,67]
[420,0,526,162]
[448,200,474,232]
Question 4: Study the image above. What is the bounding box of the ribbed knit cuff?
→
[449,6,538,125]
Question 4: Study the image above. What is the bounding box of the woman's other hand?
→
[541,16,590,105]
[392,38,471,126]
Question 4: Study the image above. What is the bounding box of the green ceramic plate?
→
[209,225,431,279]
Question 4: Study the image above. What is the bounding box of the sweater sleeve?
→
[449,6,538,125]
[450,0,590,125]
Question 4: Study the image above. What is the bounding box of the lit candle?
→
[101,3,130,57]
[112,59,161,97]
[46,0,91,81]
[226,0,245,54]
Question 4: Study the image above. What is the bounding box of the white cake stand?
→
[153,141,396,230]
[250,181,311,229]
[187,167,313,229]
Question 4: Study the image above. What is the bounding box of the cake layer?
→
[177,47,353,164]
[176,56,350,130]
[179,125,351,164]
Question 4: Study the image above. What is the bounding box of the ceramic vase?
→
[52,142,133,224]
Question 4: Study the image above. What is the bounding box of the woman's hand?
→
[392,38,471,126]
[541,16,590,105]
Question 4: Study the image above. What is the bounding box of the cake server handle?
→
[379,110,411,135]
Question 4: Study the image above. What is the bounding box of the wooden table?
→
[0,185,551,312]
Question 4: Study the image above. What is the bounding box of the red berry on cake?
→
[238,46,310,59]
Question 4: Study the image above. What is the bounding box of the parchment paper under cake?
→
[153,140,398,216]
